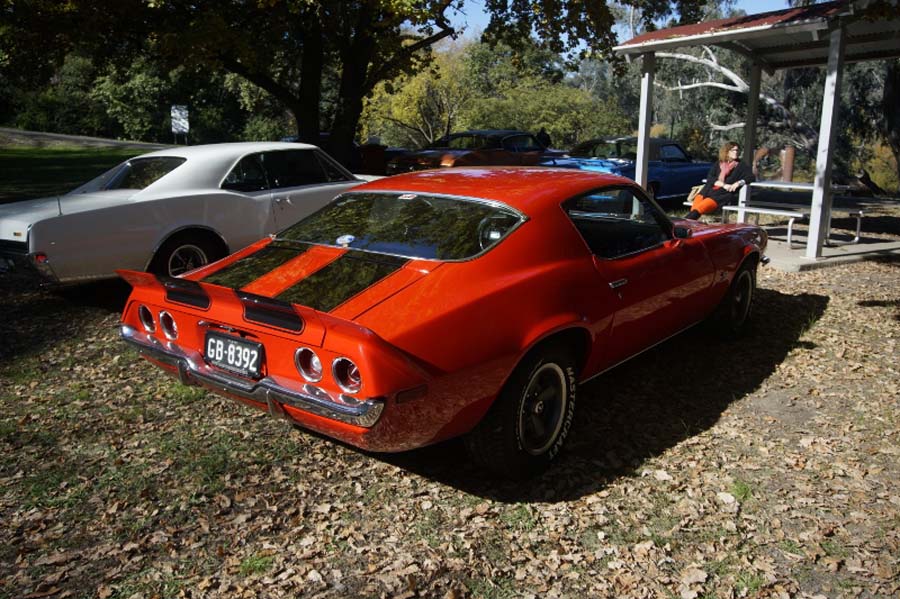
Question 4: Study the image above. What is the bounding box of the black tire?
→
[711,260,757,337]
[149,233,222,277]
[464,346,577,479]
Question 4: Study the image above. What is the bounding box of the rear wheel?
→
[711,260,756,337]
[464,346,576,479]
[149,233,223,277]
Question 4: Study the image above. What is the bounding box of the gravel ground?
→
[1,250,898,598]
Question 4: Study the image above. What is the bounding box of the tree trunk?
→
[297,18,323,144]
[884,59,900,194]
[329,4,376,168]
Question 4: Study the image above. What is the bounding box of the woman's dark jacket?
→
[699,161,755,206]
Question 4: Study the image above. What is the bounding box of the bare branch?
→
[655,81,742,93]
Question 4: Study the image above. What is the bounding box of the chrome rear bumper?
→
[120,325,384,427]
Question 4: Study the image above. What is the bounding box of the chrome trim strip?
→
[120,325,384,427]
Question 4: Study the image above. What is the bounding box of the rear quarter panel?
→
[352,209,611,440]
[28,191,275,282]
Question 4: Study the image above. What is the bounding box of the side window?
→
[502,135,541,152]
[222,154,269,192]
[263,150,329,189]
[565,187,670,259]
[660,144,688,161]
[315,151,353,182]
[447,135,483,150]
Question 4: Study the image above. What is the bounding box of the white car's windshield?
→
[69,157,186,194]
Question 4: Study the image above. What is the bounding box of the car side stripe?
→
[202,243,309,289]
[276,253,408,313]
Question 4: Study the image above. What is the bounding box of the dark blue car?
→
[543,137,711,206]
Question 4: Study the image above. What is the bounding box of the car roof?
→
[352,167,635,216]
[125,142,325,194]
[136,141,320,160]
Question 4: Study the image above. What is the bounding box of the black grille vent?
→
[237,291,304,332]
[0,239,28,254]
[159,276,211,309]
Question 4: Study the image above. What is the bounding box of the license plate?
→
[204,331,263,378]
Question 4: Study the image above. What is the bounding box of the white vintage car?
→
[0,142,368,284]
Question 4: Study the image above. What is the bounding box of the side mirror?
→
[673,225,693,239]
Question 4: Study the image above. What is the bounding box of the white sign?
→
[171,105,189,134]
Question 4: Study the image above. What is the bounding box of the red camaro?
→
[119,167,767,478]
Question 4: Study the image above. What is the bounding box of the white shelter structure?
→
[614,0,900,260]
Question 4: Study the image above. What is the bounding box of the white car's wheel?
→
[150,234,222,277]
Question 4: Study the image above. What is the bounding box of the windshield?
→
[278,192,524,260]
[69,156,186,194]
[570,140,638,160]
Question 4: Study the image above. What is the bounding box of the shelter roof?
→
[614,0,900,70]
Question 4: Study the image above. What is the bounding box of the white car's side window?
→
[222,154,270,192]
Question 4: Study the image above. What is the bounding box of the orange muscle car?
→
[119,167,767,477]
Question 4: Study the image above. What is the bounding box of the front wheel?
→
[464,347,577,479]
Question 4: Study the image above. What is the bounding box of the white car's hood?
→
[0,191,135,243]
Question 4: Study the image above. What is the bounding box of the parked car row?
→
[383,130,712,205]
[2,138,766,478]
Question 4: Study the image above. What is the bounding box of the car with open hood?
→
[118,167,767,478]
[0,142,366,285]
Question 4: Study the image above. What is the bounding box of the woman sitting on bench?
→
[685,141,755,220]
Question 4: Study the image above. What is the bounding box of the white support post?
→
[736,184,749,223]
[806,26,845,259]
[635,52,655,193]
[745,64,761,171]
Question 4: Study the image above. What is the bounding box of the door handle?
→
[274,196,293,205]
[609,278,628,289]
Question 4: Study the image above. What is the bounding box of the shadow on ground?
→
[0,279,130,364]
[380,287,829,502]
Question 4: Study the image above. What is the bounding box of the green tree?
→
[363,43,473,147]
[1,0,705,164]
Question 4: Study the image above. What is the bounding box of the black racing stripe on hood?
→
[203,243,310,289]
[276,252,407,312]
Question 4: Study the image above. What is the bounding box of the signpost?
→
[171,105,189,144]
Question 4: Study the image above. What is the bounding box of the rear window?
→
[69,156,186,194]
[104,157,186,190]
[277,192,524,260]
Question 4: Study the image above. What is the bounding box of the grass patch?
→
[499,504,538,531]
[464,575,516,599]
[158,428,247,496]
[165,383,209,404]
[239,554,275,576]
[0,146,142,203]
[730,479,753,502]
[779,539,804,556]
[734,572,765,594]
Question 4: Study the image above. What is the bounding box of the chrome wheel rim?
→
[518,363,567,455]
[168,244,208,276]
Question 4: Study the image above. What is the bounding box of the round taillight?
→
[294,347,323,382]
[159,310,178,340]
[332,357,362,394]
[138,305,155,333]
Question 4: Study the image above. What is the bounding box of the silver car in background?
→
[0,142,367,284]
